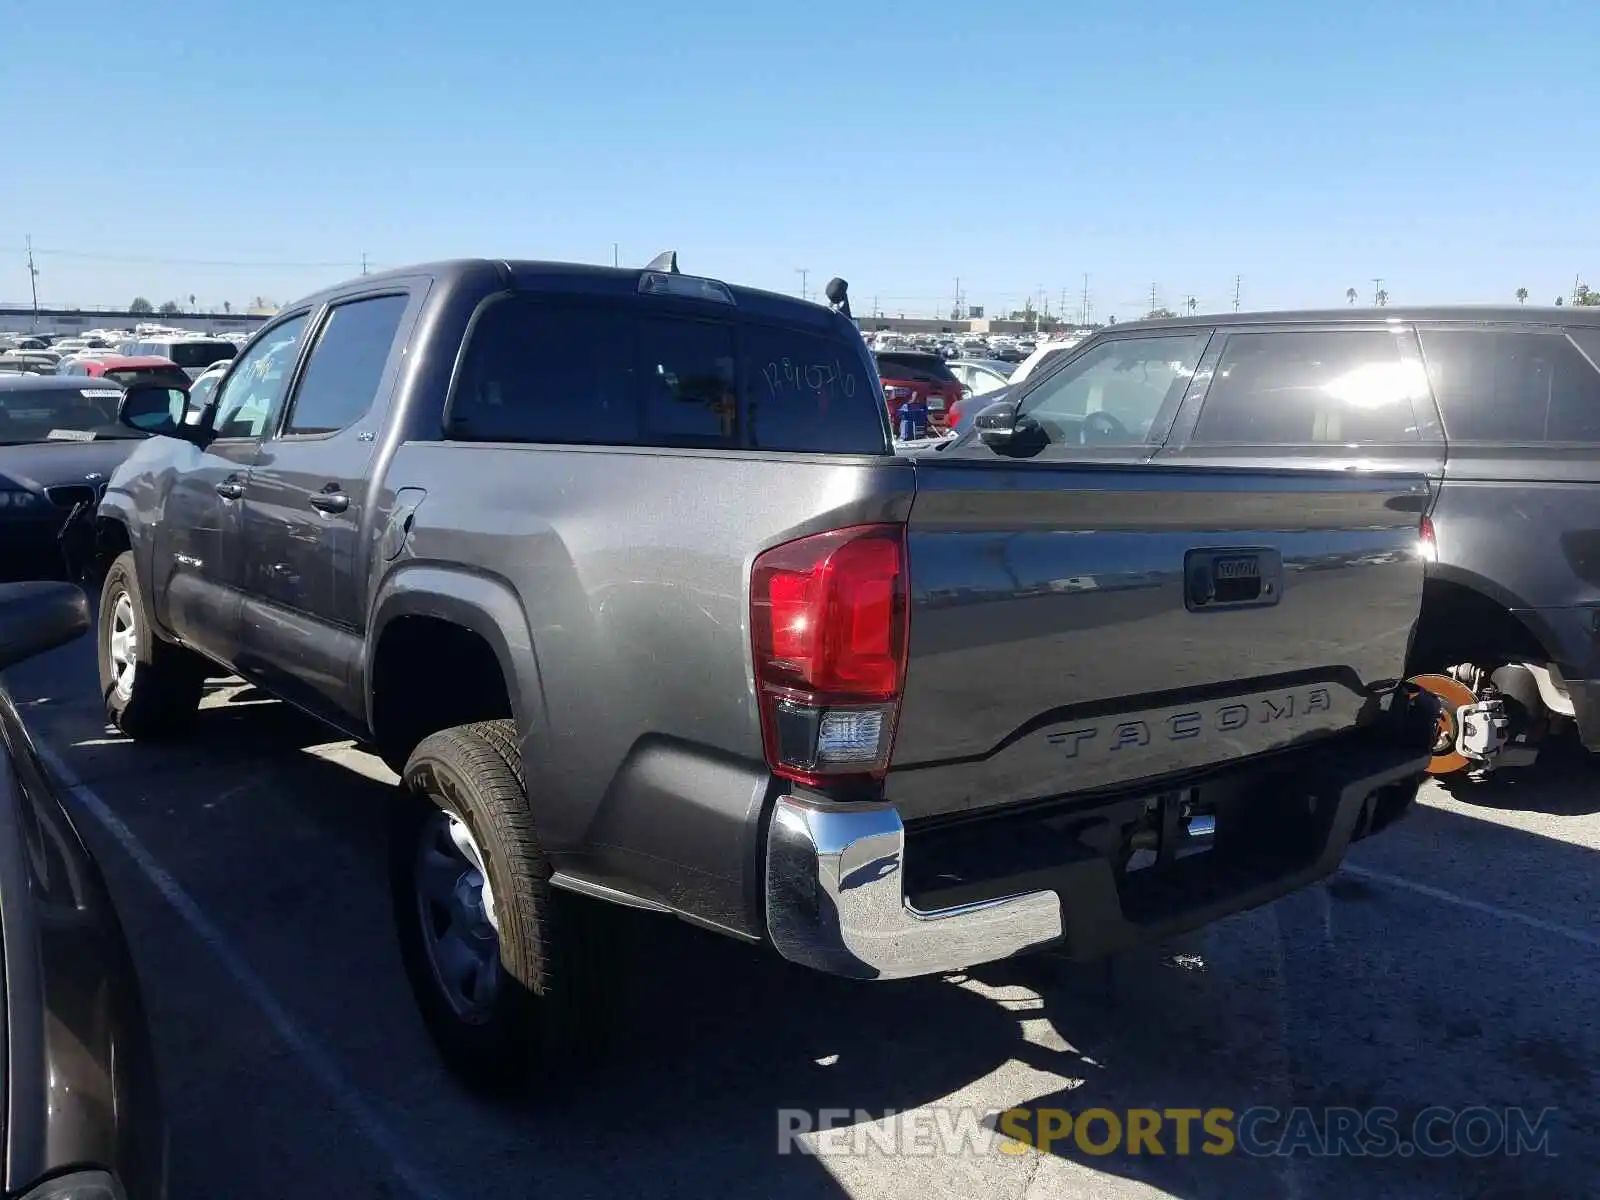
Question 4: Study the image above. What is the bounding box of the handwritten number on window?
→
[761,359,857,399]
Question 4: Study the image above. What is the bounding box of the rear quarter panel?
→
[379,441,916,857]
[1431,444,1600,670]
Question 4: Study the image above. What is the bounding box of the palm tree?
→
[1376,289,1389,307]
[1516,288,1529,305]
[1346,287,1358,305]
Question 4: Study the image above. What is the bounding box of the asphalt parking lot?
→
[4,628,1597,1200]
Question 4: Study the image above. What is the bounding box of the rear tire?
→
[390,719,615,1094]
[98,552,207,739]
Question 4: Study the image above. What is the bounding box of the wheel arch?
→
[1412,563,1555,672]
[365,565,545,769]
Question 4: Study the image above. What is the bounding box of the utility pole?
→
[872,294,879,317]
[1233,275,1241,312]
[1150,282,1158,314]
[954,276,961,319]
[1185,294,1197,316]
[360,252,369,275]
[1372,278,1384,306]
[612,242,619,268]
[796,268,809,302]
[24,235,41,327]
[1081,273,1090,325]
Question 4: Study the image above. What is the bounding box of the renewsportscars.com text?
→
[777,1105,1559,1159]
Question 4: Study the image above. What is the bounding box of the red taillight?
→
[751,524,909,785]
[1419,514,1437,561]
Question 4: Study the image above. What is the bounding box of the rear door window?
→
[1420,328,1600,443]
[1193,330,1425,445]
[282,294,409,435]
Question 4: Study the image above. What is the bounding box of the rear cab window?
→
[165,341,237,371]
[874,352,958,386]
[448,293,888,454]
[104,366,190,390]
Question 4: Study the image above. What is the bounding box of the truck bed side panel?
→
[380,442,916,927]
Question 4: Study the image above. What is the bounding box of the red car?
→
[60,354,192,390]
[873,351,963,430]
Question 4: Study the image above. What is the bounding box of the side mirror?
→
[0,582,89,671]
[118,381,192,439]
[975,398,1022,447]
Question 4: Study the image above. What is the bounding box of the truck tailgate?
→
[887,459,1430,821]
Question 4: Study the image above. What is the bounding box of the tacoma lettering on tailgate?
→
[1048,687,1334,759]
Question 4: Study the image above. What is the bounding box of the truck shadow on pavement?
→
[1436,732,1600,815]
[15,669,1600,1200]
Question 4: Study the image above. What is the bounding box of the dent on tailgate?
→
[886,460,1428,821]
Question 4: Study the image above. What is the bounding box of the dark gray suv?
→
[959,305,1600,777]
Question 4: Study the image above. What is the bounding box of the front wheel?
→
[390,720,616,1094]
[98,552,207,738]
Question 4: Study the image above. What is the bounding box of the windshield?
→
[166,342,236,370]
[0,385,144,444]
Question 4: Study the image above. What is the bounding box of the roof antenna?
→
[643,250,679,274]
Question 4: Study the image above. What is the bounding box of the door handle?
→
[215,479,245,500]
[309,490,350,514]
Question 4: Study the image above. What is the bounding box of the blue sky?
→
[2,0,1595,319]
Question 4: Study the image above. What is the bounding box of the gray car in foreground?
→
[0,583,167,1199]
[93,258,1433,1092]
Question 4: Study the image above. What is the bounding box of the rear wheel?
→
[98,552,207,738]
[390,720,616,1093]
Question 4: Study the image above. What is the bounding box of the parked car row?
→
[1,327,239,382]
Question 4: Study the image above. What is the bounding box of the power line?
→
[26,246,377,270]
[795,268,809,302]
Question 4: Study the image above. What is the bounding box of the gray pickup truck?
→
[95,257,1434,1090]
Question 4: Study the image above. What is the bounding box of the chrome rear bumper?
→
[764,794,1063,980]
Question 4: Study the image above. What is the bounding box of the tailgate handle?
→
[1185,548,1282,612]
